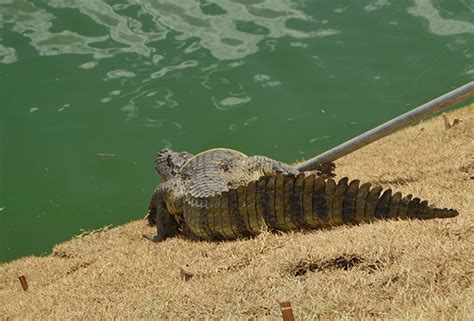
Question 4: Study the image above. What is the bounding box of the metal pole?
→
[296,81,474,172]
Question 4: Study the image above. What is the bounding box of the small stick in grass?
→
[279,299,295,321]
[180,264,194,281]
[443,113,451,129]
[443,113,463,129]
[18,273,28,291]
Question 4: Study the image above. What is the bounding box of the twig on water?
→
[96,153,120,160]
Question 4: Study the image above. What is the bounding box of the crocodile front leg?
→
[143,183,179,242]
[245,156,300,176]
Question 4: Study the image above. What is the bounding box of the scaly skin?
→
[144,148,459,242]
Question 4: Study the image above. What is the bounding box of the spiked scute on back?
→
[145,148,459,242]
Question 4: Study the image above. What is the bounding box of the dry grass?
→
[1,105,473,320]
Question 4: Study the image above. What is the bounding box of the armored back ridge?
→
[144,148,459,242]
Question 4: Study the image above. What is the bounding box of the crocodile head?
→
[155,148,194,181]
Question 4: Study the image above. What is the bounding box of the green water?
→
[0,0,473,263]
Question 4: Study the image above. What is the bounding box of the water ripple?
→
[0,45,17,64]
[0,0,341,121]
[106,70,136,79]
[0,0,338,63]
[135,0,325,60]
[150,60,199,79]
[364,0,390,12]
[254,74,281,87]
[78,61,98,70]
[212,95,251,111]
[408,0,474,36]
[228,116,258,132]
[121,86,178,119]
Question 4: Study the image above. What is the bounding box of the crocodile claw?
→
[142,233,165,243]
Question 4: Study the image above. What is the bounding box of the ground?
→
[0,104,473,319]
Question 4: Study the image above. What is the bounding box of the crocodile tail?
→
[185,174,459,241]
[308,175,459,227]
[264,173,459,230]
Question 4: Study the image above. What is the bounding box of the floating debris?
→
[96,153,120,159]
[310,136,330,143]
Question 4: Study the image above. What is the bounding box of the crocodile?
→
[143,148,459,242]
